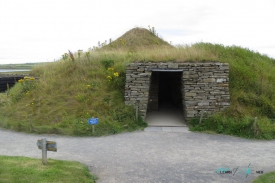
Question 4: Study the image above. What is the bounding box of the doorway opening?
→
[146,70,186,126]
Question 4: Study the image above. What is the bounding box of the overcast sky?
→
[0,0,274,64]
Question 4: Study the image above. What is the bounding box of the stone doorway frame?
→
[147,69,184,114]
[124,62,230,121]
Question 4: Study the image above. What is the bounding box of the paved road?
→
[0,127,274,183]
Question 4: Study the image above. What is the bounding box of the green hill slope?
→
[0,28,275,138]
[188,43,275,139]
[101,27,172,51]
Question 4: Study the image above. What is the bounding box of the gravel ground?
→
[0,127,274,183]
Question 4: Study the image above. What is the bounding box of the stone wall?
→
[124,62,230,121]
[147,72,159,112]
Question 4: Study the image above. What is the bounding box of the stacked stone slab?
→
[147,72,159,112]
[124,62,230,121]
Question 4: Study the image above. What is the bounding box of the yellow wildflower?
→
[87,84,91,88]
[107,76,112,80]
[108,68,114,71]
[114,72,119,77]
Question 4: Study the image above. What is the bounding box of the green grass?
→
[252,171,275,183]
[0,155,97,183]
[0,27,275,138]
[189,114,275,139]
[100,27,172,51]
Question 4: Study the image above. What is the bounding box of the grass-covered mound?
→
[0,58,146,136]
[0,27,275,138]
[101,27,172,51]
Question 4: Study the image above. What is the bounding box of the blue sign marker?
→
[88,118,98,125]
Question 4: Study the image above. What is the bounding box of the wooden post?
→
[135,105,138,120]
[42,138,47,165]
[253,117,257,128]
[92,117,95,134]
[199,111,205,124]
[253,117,258,135]
[29,114,32,132]
[6,83,9,96]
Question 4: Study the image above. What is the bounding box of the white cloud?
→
[0,0,274,64]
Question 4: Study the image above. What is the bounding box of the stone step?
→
[144,126,190,132]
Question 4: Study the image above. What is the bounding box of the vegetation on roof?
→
[0,27,275,139]
[100,27,172,51]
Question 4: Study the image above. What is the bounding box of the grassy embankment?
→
[0,155,97,183]
[188,43,275,139]
[0,27,275,138]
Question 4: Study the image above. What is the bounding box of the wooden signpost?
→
[37,138,57,165]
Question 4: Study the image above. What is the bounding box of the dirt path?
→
[0,128,274,183]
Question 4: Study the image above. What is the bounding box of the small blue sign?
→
[88,118,98,125]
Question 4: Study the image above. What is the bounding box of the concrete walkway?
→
[0,127,274,183]
[145,104,187,127]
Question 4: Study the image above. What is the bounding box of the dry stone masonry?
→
[124,62,230,121]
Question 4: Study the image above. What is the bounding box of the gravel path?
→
[0,127,274,183]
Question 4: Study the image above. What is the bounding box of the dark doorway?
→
[146,71,186,126]
[158,71,183,109]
